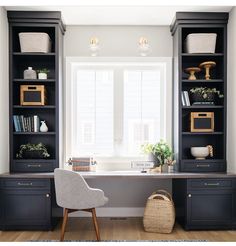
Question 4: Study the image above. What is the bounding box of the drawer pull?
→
[196,164,210,168]
[188,194,192,198]
[27,164,42,168]
[17,182,33,186]
[204,182,220,186]
[46,193,50,198]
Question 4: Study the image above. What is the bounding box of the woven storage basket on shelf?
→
[143,190,175,233]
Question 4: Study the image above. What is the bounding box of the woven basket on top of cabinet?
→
[143,190,175,233]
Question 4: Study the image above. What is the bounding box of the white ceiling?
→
[5,6,233,26]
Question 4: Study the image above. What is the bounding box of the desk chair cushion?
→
[54,168,108,210]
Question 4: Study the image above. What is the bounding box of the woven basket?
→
[143,190,175,233]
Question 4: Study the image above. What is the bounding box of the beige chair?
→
[54,168,108,241]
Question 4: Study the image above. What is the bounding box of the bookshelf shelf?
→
[13,132,56,135]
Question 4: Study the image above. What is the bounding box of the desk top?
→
[1,170,236,179]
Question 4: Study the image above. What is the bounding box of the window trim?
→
[65,57,172,163]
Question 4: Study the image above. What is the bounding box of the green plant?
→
[37,68,50,74]
[141,140,175,166]
[152,140,173,166]
[190,87,224,99]
[16,143,50,158]
[141,143,154,154]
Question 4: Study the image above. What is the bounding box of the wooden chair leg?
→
[60,208,69,242]
[91,208,101,241]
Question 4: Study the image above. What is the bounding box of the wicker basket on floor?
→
[143,190,175,233]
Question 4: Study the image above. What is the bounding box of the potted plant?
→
[141,140,175,172]
[37,68,50,79]
[16,143,50,159]
[190,87,223,105]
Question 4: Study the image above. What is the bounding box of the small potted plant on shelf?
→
[16,143,50,159]
[37,68,50,79]
[190,87,223,105]
[141,140,175,173]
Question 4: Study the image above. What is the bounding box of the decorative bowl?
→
[191,147,209,160]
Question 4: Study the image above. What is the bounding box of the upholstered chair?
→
[54,168,108,241]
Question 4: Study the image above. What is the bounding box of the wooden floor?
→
[0,218,236,242]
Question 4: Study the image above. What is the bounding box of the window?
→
[65,58,172,160]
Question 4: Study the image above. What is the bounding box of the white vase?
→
[38,72,47,79]
[40,121,48,132]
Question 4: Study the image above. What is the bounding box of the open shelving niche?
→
[8,11,65,172]
[171,13,228,172]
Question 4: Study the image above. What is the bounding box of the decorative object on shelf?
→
[20,85,46,106]
[40,121,48,132]
[185,33,217,53]
[181,91,191,106]
[142,140,175,173]
[143,190,175,233]
[19,32,52,53]
[190,112,214,132]
[185,67,201,80]
[16,143,50,159]
[37,68,50,79]
[191,145,214,160]
[89,37,100,56]
[23,67,37,79]
[138,37,151,56]
[199,61,216,80]
[190,87,223,105]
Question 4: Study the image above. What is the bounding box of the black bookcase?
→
[8,11,65,172]
[170,12,228,172]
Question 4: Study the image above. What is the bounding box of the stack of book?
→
[70,157,96,172]
[181,91,191,106]
[13,115,40,132]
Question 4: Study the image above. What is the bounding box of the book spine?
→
[184,91,190,106]
[20,115,25,132]
[31,117,34,132]
[16,115,22,132]
[13,115,19,132]
[33,115,37,132]
[23,118,27,132]
[181,92,186,106]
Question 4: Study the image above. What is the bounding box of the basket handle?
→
[149,193,170,201]
[152,189,172,201]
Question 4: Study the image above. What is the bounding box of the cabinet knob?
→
[188,194,192,198]
[46,194,50,198]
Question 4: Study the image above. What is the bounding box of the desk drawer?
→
[2,179,50,189]
[181,160,226,172]
[188,179,233,189]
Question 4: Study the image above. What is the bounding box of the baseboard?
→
[69,207,144,217]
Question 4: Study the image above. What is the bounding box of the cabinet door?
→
[187,190,233,227]
[3,189,51,227]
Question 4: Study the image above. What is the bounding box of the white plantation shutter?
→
[124,70,161,155]
[71,70,114,156]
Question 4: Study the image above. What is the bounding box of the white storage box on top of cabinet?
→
[185,33,217,53]
[19,32,52,53]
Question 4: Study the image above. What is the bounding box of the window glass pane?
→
[72,70,114,156]
[123,70,161,155]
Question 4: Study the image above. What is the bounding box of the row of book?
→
[69,157,96,172]
[13,115,40,132]
[181,91,191,106]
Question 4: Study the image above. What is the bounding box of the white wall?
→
[65,25,172,57]
[0,7,9,174]
[64,25,173,216]
[227,7,236,173]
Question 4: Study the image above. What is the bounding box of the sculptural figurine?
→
[40,121,48,132]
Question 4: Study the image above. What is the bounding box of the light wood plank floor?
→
[0,218,236,242]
